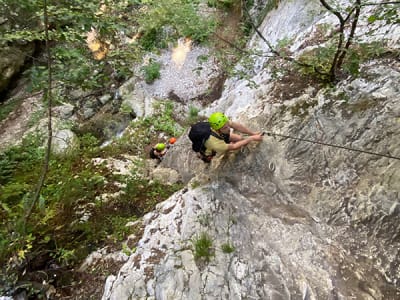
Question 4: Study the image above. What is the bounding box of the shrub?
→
[137,0,216,47]
[142,61,161,84]
[221,242,235,254]
[207,0,237,9]
[193,232,213,262]
[188,106,200,123]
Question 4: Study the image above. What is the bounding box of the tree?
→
[241,0,399,83]
[320,0,361,82]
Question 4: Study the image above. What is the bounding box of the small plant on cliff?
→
[186,105,201,124]
[145,101,183,136]
[141,61,161,84]
[221,242,235,254]
[193,232,214,262]
[207,0,237,9]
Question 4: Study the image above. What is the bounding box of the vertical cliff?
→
[103,0,400,299]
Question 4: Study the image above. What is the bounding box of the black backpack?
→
[188,122,224,157]
[149,148,158,159]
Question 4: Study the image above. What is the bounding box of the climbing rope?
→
[264,131,400,161]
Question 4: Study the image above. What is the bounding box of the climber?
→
[149,137,177,161]
[189,112,263,163]
[149,143,167,161]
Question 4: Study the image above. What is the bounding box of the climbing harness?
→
[264,131,400,161]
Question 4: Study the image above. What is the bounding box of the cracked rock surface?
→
[103,0,400,299]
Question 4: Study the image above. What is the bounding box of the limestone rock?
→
[0,43,35,94]
[51,129,79,155]
[102,0,400,299]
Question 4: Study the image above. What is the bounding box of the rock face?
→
[51,129,79,155]
[0,94,42,150]
[119,44,222,119]
[103,0,400,299]
[0,43,35,95]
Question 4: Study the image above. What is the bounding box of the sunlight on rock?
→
[171,38,192,68]
[86,28,109,60]
[125,33,141,44]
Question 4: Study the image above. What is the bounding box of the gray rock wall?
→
[0,43,35,95]
[103,0,400,299]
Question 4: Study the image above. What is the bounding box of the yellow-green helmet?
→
[155,143,166,151]
[208,112,229,130]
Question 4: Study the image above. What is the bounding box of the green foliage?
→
[193,232,213,262]
[342,41,387,76]
[187,105,200,124]
[296,38,387,80]
[189,106,199,118]
[207,0,237,9]
[122,243,135,256]
[221,242,235,254]
[0,97,24,123]
[140,28,167,51]
[1,0,218,96]
[0,134,44,186]
[152,102,182,135]
[197,213,212,227]
[0,126,182,295]
[79,133,100,156]
[1,0,141,93]
[0,153,17,185]
[133,101,183,138]
[137,0,216,50]
[297,43,337,77]
[367,4,399,25]
[0,0,39,34]
[142,61,161,84]
[197,54,209,64]
[121,177,182,213]
[276,36,293,55]
[51,248,76,267]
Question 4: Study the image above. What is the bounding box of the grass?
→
[193,232,214,262]
[142,61,161,84]
[221,242,235,254]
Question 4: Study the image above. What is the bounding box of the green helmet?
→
[208,112,229,130]
[155,143,166,151]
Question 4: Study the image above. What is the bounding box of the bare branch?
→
[337,0,361,69]
[25,0,53,224]
[320,0,361,82]
[212,32,275,58]
[319,0,345,24]
[241,1,328,76]
[343,6,356,23]
[212,32,250,55]
[361,1,400,5]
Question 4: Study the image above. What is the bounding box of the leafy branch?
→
[362,1,400,5]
